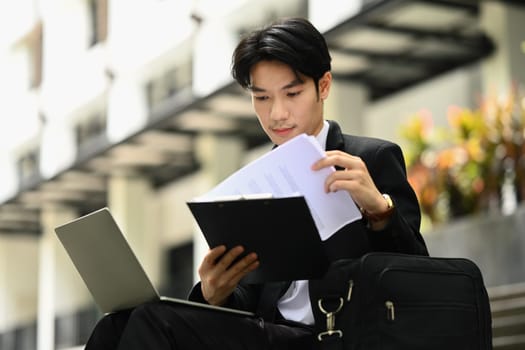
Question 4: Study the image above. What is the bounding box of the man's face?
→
[249,60,331,145]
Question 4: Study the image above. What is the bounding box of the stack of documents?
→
[187,134,362,282]
[191,133,361,240]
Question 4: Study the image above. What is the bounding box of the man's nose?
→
[270,99,289,121]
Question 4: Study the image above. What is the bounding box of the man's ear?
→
[318,71,332,100]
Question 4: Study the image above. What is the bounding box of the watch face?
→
[382,194,394,209]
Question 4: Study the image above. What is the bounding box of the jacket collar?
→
[325,120,345,152]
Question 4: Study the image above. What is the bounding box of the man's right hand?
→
[198,245,259,306]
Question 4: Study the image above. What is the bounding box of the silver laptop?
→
[54,207,254,317]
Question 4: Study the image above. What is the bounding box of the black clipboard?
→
[186,196,329,283]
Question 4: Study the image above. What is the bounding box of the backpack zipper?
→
[347,280,354,301]
[385,300,395,321]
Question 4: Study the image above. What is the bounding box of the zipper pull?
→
[385,300,395,321]
[346,280,354,301]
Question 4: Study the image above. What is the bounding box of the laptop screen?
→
[55,208,159,313]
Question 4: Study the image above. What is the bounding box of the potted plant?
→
[400,86,525,229]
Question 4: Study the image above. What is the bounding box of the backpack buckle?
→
[317,297,344,341]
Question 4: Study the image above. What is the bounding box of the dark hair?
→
[231,17,331,91]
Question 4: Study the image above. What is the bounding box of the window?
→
[88,0,108,46]
[55,306,99,348]
[75,112,107,150]
[161,242,194,298]
[0,321,37,350]
[146,60,193,110]
[28,22,43,89]
[17,148,40,189]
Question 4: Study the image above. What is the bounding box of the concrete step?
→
[488,282,525,302]
[490,296,525,318]
[493,334,525,350]
[493,314,525,337]
[489,283,525,349]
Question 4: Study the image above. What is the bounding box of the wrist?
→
[360,194,395,223]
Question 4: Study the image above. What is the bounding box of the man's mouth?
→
[272,126,294,136]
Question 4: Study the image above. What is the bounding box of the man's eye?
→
[254,96,268,101]
[287,91,301,97]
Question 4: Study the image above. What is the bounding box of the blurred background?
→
[0,0,524,349]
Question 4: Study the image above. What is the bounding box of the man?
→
[86,17,428,349]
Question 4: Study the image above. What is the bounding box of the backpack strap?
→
[310,259,356,350]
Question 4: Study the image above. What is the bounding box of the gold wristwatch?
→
[362,194,395,222]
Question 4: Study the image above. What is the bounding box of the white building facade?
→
[0,0,523,349]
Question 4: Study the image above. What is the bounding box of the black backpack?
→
[311,252,492,350]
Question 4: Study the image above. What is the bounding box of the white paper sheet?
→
[192,134,362,240]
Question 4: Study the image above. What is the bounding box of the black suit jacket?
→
[189,120,429,321]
